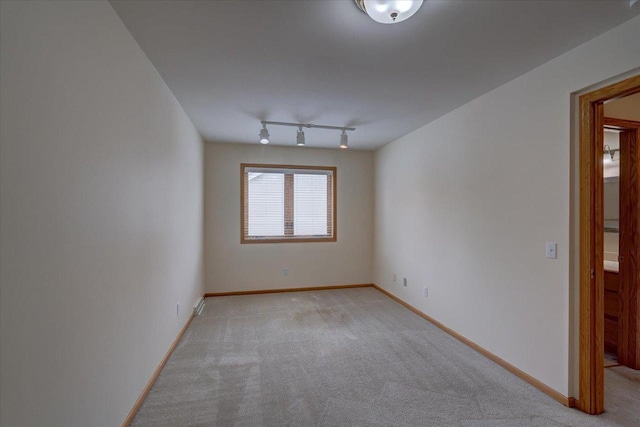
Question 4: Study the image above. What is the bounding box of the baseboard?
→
[204,283,373,297]
[121,313,195,427]
[371,284,575,408]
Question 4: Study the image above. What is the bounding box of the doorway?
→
[578,74,640,415]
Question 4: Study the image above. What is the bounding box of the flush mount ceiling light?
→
[354,0,424,24]
[258,121,356,149]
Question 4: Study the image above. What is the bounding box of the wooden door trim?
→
[618,128,640,369]
[578,74,640,415]
[604,122,640,369]
[604,117,640,129]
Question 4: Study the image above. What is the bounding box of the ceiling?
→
[605,91,640,122]
[110,0,639,150]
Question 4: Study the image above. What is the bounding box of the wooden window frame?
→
[240,163,337,244]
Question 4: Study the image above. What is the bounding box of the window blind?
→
[294,174,328,236]
[247,172,284,236]
[241,164,336,243]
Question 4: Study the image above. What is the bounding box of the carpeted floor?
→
[131,288,637,426]
[604,364,640,426]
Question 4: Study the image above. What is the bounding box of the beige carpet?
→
[131,288,636,426]
[604,352,619,368]
[604,364,640,426]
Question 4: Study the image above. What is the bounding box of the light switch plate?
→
[546,242,557,259]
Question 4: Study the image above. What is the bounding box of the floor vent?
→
[193,298,205,316]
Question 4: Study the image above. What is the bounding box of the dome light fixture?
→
[296,127,306,146]
[259,124,270,144]
[355,0,424,24]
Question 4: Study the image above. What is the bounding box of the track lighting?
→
[296,127,305,146]
[258,120,355,149]
[340,130,348,149]
[259,124,270,144]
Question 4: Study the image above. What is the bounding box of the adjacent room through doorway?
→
[600,92,640,422]
[577,74,640,419]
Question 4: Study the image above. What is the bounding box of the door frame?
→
[577,74,640,414]
[613,121,640,370]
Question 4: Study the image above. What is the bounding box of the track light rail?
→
[261,121,356,132]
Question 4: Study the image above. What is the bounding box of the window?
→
[241,164,336,243]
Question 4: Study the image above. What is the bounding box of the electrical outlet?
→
[282,268,289,276]
[177,303,180,315]
[403,278,407,287]
[393,273,397,282]
[423,287,428,297]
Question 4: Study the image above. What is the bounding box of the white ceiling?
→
[110,0,639,150]
[605,91,640,122]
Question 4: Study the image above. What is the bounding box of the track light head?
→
[259,124,270,144]
[339,130,348,149]
[296,127,305,146]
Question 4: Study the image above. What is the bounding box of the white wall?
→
[0,2,204,426]
[205,143,373,292]
[373,15,640,398]
[603,131,620,178]
[604,233,619,260]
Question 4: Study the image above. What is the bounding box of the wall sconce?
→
[603,144,620,163]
